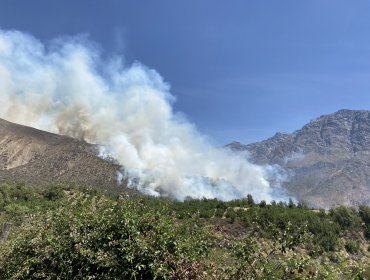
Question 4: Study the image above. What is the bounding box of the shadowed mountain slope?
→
[227,109,370,208]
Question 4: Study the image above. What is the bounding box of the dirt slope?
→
[0,118,126,193]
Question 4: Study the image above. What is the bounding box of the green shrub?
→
[0,184,367,279]
[0,195,211,279]
[359,205,370,225]
[345,240,360,254]
[330,206,362,230]
[42,185,64,201]
[259,200,267,208]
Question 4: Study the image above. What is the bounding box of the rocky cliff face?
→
[0,118,127,193]
[227,109,370,208]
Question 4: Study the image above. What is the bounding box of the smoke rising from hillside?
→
[0,29,287,201]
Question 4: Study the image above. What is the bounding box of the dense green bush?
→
[345,240,360,254]
[359,205,370,225]
[0,186,369,279]
[0,195,212,279]
[0,182,66,225]
[42,185,65,201]
[330,206,362,230]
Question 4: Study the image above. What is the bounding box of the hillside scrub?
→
[0,183,369,279]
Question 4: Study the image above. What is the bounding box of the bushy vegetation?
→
[0,183,369,279]
[0,182,66,226]
[0,196,211,279]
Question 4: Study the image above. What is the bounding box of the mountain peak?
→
[229,109,370,208]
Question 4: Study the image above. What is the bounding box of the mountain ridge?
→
[227,109,370,208]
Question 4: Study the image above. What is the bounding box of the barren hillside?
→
[0,118,125,193]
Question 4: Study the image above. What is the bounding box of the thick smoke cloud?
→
[0,29,286,202]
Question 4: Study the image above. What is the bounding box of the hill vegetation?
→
[0,182,369,279]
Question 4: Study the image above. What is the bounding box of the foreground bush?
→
[0,186,369,279]
[0,195,211,279]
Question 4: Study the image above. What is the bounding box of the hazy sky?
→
[1,1,370,144]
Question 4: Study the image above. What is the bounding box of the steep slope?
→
[0,118,125,192]
[227,109,370,208]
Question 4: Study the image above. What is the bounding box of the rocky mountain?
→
[3,109,370,208]
[227,109,370,208]
[0,118,127,193]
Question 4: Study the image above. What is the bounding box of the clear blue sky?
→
[1,1,370,144]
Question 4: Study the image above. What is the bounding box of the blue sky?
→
[1,1,370,144]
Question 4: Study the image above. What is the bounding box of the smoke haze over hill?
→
[0,29,287,202]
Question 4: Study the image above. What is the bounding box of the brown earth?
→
[0,118,129,194]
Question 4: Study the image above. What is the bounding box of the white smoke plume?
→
[0,29,286,202]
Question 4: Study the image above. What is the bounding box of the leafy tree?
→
[359,205,370,225]
[288,198,295,209]
[42,185,65,201]
[259,200,267,208]
[345,240,360,254]
[246,194,255,206]
[330,206,362,230]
